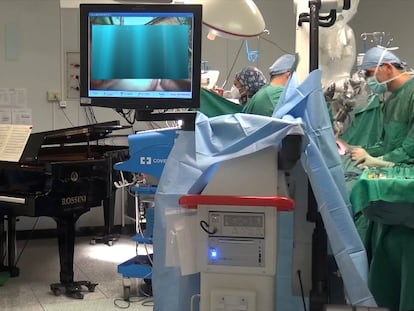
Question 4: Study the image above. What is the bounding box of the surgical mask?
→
[367,70,406,94]
[367,46,404,94]
[367,76,388,94]
[230,85,241,99]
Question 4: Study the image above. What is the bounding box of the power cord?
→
[83,106,98,125]
[115,109,135,125]
[135,209,153,266]
[200,220,217,235]
[113,296,148,309]
[220,40,245,89]
[59,107,75,127]
[113,279,154,309]
[15,217,40,266]
[297,269,308,311]
[259,35,292,54]
[137,278,153,298]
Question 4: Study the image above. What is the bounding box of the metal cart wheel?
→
[123,285,131,301]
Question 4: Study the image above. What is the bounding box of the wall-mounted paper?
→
[0,88,27,107]
[0,108,12,124]
[12,108,32,125]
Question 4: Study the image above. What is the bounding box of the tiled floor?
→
[0,235,153,310]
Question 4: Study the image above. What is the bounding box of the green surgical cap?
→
[360,46,406,70]
[269,54,296,76]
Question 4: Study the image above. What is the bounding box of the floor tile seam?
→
[29,283,47,311]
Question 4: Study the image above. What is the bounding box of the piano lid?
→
[19,121,131,163]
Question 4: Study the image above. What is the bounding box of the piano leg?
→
[7,215,19,277]
[90,150,129,247]
[0,214,20,277]
[90,190,119,246]
[0,214,10,286]
[56,214,76,284]
[0,214,6,272]
[50,213,98,299]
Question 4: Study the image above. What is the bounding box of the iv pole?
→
[296,1,351,310]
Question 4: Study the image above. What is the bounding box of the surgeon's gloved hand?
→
[351,147,368,162]
[355,154,395,169]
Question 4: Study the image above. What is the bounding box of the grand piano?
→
[0,120,129,298]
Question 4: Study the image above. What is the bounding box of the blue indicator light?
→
[210,248,218,259]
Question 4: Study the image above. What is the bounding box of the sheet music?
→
[0,124,32,162]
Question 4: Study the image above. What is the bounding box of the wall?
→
[0,0,60,133]
[350,0,414,66]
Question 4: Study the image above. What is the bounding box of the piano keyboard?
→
[0,195,26,204]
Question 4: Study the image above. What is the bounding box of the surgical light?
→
[60,0,173,8]
[183,0,266,40]
[61,0,266,40]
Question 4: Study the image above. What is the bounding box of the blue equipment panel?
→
[114,128,177,178]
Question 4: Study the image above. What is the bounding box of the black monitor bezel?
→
[79,3,202,111]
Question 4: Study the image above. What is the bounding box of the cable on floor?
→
[113,293,153,309]
[113,278,154,309]
[141,298,154,307]
[15,217,39,265]
[113,296,147,309]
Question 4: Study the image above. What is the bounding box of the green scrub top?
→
[367,78,414,164]
[342,94,383,147]
[242,85,284,117]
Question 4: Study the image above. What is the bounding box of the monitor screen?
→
[79,4,202,111]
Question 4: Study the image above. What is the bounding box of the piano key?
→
[0,195,26,204]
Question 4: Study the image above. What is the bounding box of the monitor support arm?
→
[134,110,197,131]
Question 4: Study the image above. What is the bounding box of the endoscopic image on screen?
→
[89,14,193,94]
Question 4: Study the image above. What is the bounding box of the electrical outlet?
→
[47,91,61,102]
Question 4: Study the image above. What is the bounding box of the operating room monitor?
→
[79,3,202,111]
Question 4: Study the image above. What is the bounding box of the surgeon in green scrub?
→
[351,46,414,311]
[351,47,414,168]
[242,54,295,116]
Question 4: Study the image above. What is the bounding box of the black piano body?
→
[0,121,129,298]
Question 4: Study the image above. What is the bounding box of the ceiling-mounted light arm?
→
[197,0,266,40]
[297,0,351,73]
[297,0,324,71]
[298,9,337,28]
[204,22,264,40]
[318,10,337,27]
